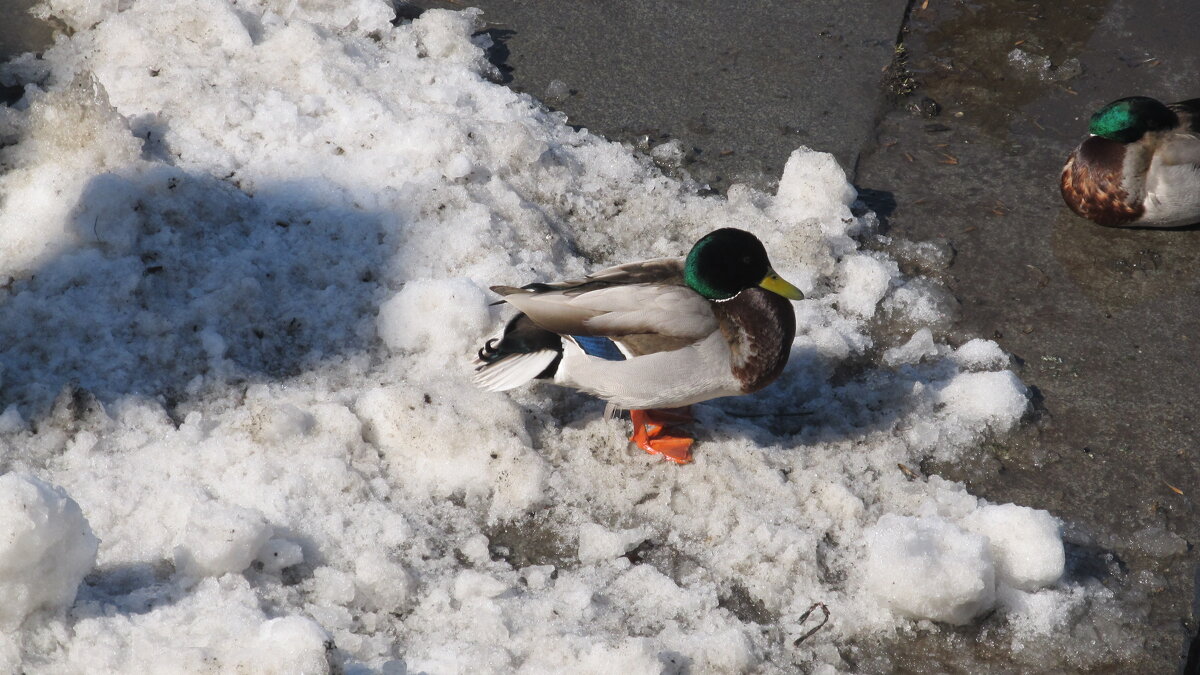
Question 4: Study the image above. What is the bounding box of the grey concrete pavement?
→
[415,0,909,192]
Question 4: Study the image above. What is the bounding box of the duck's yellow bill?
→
[759,271,804,300]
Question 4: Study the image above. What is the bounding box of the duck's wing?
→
[491,257,718,347]
[1172,99,1200,131]
[1161,99,1200,166]
[494,257,685,295]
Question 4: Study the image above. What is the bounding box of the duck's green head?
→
[684,228,804,301]
[1088,96,1177,143]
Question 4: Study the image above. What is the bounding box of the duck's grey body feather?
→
[491,258,716,352]
[556,330,742,409]
[1141,102,1200,226]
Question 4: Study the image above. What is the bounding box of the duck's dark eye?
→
[742,256,752,264]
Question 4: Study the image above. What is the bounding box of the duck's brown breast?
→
[713,287,796,394]
[1060,136,1145,226]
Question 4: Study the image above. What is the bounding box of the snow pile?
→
[67,578,332,674]
[865,503,1064,625]
[865,514,996,625]
[0,0,1139,672]
[0,473,97,629]
[964,503,1065,592]
[174,501,275,578]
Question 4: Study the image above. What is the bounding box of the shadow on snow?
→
[0,169,392,423]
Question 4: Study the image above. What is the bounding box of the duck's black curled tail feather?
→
[476,314,562,370]
[472,314,562,391]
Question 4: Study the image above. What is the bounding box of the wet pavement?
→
[0,0,52,63]
[0,0,53,104]
[4,0,1200,671]
[857,0,1200,671]
[410,0,909,193]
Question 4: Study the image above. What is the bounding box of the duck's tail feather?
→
[473,350,560,391]
[472,314,563,391]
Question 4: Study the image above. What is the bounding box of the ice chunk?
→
[544,79,571,102]
[650,139,687,168]
[355,551,416,612]
[575,639,662,675]
[443,153,474,180]
[1000,584,1088,642]
[1008,48,1052,79]
[411,8,491,71]
[962,503,1064,591]
[865,514,995,625]
[174,502,273,578]
[888,238,954,274]
[1007,48,1082,82]
[881,277,958,333]
[521,565,555,591]
[252,616,332,674]
[815,481,865,522]
[883,328,938,366]
[460,534,492,565]
[0,74,141,279]
[377,278,491,363]
[773,146,857,223]
[0,474,98,629]
[837,254,896,318]
[256,537,304,574]
[312,566,357,605]
[453,569,509,600]
[254,404,317,443]
[0,407,23,434]
[953,338,1009,371]
[1054,57,1083,81]
[577,523,650,564]
[1128,526,1188,559]
[936,370,1028,432]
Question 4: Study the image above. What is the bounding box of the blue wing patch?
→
[572,335,626,361]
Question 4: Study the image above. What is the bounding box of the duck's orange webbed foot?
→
[629,408,694,464]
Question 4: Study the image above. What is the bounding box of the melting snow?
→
[0,0,1140,672]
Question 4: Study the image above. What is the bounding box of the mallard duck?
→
[472,228,804,464]
[1061,96,1200,227]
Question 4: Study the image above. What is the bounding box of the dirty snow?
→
[0,0,1140,672]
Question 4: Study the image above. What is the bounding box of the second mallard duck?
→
[1061,96,1200,228]
[473,228,803,464]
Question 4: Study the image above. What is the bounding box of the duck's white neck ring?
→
[711,289,747,304]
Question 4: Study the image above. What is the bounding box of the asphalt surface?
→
[4,0,1199,671]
